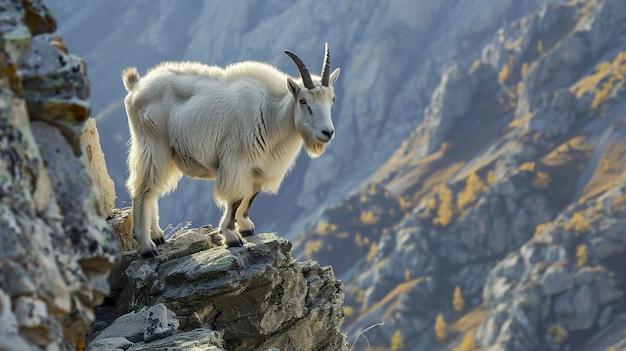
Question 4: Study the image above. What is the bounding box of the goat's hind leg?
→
[220,199,244,247]
[131,190,158,257]
[128,138,176,257]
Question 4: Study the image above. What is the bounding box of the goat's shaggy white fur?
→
[122,47,340,257]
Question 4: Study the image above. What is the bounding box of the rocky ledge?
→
[88,214,348,351]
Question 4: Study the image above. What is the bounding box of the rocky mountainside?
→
[294,0,626,350]
[47,0,564,239]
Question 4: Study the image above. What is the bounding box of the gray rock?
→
[526,89,578,135]
[127,328,224,351]
[93,310,148,344]
[31,121,119,272]
[0,290,32,351]
[597,306,613,328]
[87,320,109,336]
[85,337,133,351]
[19,33,90,155]
[144,304,179,342]
[476,307,509,348]
[421,62,500,153]
[540,262,574,296]
[554,284,598,331]
[91,304,180,345]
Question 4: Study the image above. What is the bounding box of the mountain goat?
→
[122,44,340,257]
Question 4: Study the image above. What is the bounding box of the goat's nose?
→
[321,129,335,140]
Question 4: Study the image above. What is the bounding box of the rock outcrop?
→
[89,214,347,351]
[0,1,119,350]
[81,117,116,217]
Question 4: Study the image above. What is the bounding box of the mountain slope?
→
[293,0,626,349]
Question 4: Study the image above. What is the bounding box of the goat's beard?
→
[301,132,327,158]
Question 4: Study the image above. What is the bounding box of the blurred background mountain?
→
[47,0,626,350]
[47,0,558,238]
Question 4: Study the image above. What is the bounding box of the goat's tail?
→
[122,67,141,92]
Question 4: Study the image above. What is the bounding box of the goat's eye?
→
[299,99,307,105]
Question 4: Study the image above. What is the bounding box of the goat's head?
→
[285,43,340,158]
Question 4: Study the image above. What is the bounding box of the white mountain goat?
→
[122,44,340,257]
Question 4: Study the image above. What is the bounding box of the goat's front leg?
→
[236,191,259,237]
[150,199,165,245]
[220,199,244,247]
[132,191,158,257]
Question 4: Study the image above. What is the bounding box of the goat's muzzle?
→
[317,129,335,143]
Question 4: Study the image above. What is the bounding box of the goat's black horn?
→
[284,50,315,89]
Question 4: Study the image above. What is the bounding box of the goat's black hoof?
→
[225,238,244,248]
[240,229,255,237]
[141,249,158,258]
[153,236,166,246]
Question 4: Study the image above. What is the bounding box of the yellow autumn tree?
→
[568,212,590,235]
[533,221,552,238]
[499,64,510,84]
[452,286,465,311]
[521,62,529,77]
[577,244,588,267]
[391,330,404,350]
[470,59,481,73]
[550,322,567,344]
[304,240,322,260]
[457,172,486,210]
[454,331,476,351]
[366,242,377,263]
[343,306,354,317]
[360,210,380,225]
[435,314,447,343]
[487,170,495,184]
[356,289,365,303]
[532,171,550,189]
[434,185,454,226]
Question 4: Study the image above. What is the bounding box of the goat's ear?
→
[287,77,300,99]
[329,68,340,85]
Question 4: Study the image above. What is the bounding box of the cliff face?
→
[0,1,119,350]
[295,0,626,350]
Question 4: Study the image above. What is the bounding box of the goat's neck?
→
[267,94,301,150]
